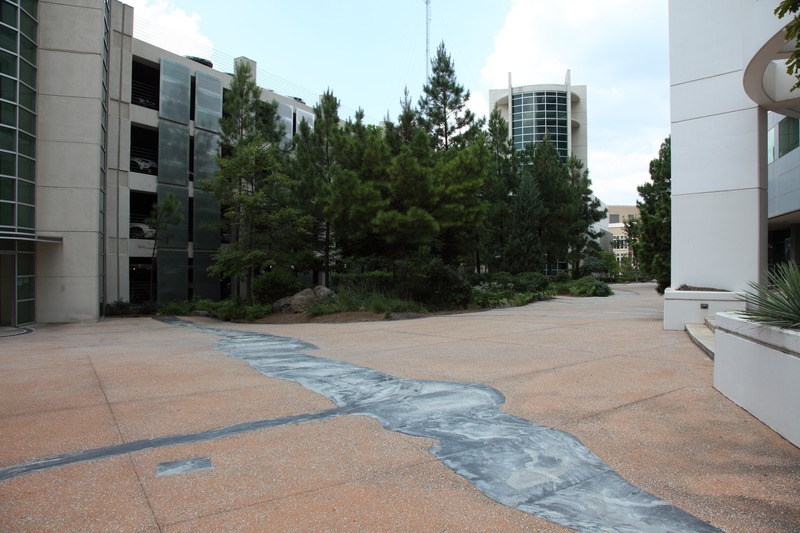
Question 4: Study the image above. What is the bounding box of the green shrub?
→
[105,299,158,316]
[472,281,516,308]
[105,297,269,322]
[487,271,516,287]
[512,292,542,306]
[568,276,613,297]
[253,268,305,304]
[105,299,132,316]
[157,300,195,316]
[554,271,572,283]
[619,269,641,282]
[471,281,550,309]
[331,271,394,293]
[738,262,800,329]
[306,285,426,317]
[394,247,471,309]
[514,272,549,293]
[186,298,269,322]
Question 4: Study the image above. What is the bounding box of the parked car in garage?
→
[130,157,158,174]
[129,223,156,239]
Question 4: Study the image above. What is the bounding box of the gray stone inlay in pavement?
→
[156,457,213,477]
[0,316,720,532]
[0,408,345,481]
[164,317,720,533]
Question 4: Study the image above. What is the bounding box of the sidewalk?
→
[1,283,798,531]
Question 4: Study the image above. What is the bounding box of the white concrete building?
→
[0,0,315,325]
[666,0,800,330]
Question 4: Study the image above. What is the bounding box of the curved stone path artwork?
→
[0,317,720,532]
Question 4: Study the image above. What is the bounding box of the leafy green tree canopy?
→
[776,1,800,91]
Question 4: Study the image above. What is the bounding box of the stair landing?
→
[686,317,715,359]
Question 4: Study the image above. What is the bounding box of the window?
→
[767,125,776,164]
[512,90,568,159]
[778,117,799,158]
[609,214,620,224]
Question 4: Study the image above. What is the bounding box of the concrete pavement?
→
[1,283,798,531]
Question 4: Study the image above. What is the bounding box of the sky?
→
[125,0,670,205]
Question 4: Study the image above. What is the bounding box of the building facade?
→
[0,0,315,326]
[667,0,800,329]
[489,71,588,166]
[607,205,638,265]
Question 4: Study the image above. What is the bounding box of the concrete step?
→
[686,322,715,359]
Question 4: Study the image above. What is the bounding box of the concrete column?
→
[106,0,134,304]
[36,0,109,322]
[665,0,767,329]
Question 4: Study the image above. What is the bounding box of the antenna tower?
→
[425,0,431,78]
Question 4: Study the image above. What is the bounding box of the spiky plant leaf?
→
[738,262,800,329]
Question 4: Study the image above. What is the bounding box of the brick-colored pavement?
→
[1,283,798,531]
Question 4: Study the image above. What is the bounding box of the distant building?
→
[0,0,316,325]
[607,205,639,264]
[489,70,588,166]
[490,72,606,273]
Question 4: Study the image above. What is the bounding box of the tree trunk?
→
[324,221,331,287]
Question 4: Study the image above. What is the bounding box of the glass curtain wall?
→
[0,0,36,325]
[511,90,568,160]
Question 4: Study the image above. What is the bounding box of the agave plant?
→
[738,261,800,329]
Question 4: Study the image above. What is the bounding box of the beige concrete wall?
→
[36,0,108,322]
[569,85,588,168]
[106,0,134,304]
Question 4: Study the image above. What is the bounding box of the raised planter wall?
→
[663,289,745,330]
[715,312,800,448]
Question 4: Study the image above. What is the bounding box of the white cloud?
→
[589,149,651,205]
[125,0,213,58]
[467,90,490,122]
[588,128,669,204]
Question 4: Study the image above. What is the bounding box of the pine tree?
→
[430,140,489,264]
[635,137,671,293]
[418,42,480,151]
[207,136,308,304]
[565,156,607,279]
[210,60,288,301]
[220,61,263,152]
[482,106,518,271]
[292,90,343,287]
[522,134,572,269]
[502,174,544,274]
[384,88,421,156]
[373,138,439,260]
[328,110,390,260]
